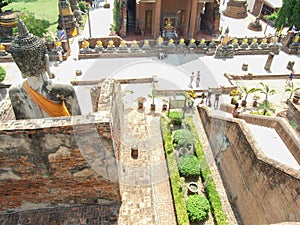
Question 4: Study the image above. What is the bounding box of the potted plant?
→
[240,86,257,107]
[229,89,240,104]
[137,97,146,110]
[285,83,300,104]
[293,91,300,104]
[162,98,168,111]
[148,86,157,111]
[252,95,260,107]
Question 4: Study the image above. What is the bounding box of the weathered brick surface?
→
[0,118,121,211]
[198,106,300,225]
[0,203,120,225]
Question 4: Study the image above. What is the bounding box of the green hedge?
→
[184,117,229,225]
[160,116,190,225]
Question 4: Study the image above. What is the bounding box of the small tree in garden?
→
[173,129,196,148]
[240,86,257,106]
[285,83,300,100]
[186,194,210,222]
[256,82,276,103]
[178,155,200,177]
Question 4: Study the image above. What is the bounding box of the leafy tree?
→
[275,0,300,30]
[0,0,11,13]
[19,12,50,38]
[256,82,276,102]
[173,129,196,148]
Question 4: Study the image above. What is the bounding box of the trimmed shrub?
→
[168,111,183,126]
[0,66,6,83]
[173,129,195,148]
[186,195,210,222]
[178,155,200,177]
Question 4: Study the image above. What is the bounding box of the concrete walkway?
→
[118,108,176,225]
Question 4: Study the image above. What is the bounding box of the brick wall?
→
[197,105,300,225]
[0,203,120,225]
[0,115,121,211]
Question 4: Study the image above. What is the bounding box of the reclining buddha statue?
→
[9,18,81,120]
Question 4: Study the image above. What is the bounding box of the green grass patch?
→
[4,0,59,33]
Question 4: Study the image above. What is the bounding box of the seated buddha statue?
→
[95,40,103,53]
[188,38,196,48]
[250,37,258,49]
[164,18,174,31]
[9,18,81,120]
[240,37,249,49]
[0,44,8,56]
[199,38,207,49]
[80,39,92,54]
[260,38,268,49]
[167,38,175,48]
[142,40,151,50]
[130,40,140,51]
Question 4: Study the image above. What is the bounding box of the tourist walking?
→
[286,69,295,86]
[188,72,195,88]
[214,93,221,109]
[232,102,240,118]
[196,71,200,88]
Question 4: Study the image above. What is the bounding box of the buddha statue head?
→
[120,40,126,47]
[96,40,103,47]
[82,39,90,49]
[157,36,163,44]
[0,44,5,51]
[261,38,267,44]
[10,17,49,79]
[190,38,195,44]
[108,40,114,47]
[200,38,206,44]
[179,38,185,45]
[168,39,174,44]
[132,40,138,46]
[144,40,149,46]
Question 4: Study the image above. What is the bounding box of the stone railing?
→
[219,102,300,163]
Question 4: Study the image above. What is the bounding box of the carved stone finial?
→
[17,16,29,37]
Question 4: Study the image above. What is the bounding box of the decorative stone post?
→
[287,61,295,70]
[264,52,275,71]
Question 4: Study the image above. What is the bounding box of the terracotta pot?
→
[138,102,143,109]
[150,104,156,111]
[241,100,247,107]
[162,104,167,111]
[292,96,299,103]
[252,100,258,107]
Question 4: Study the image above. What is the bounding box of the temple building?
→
[118,0,221,39]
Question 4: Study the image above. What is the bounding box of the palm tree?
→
[285,83,300,100]
[240,86,257,106]
[148,87,157,111]
[257,100,276,116]
[256,82,276,103]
